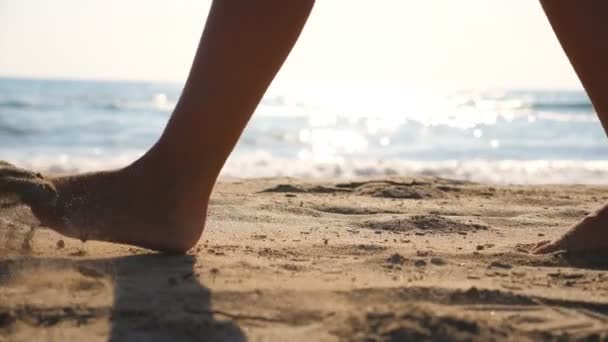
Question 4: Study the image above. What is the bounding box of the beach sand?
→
[1,176,608,341]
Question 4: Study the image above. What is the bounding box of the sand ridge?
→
[1,176,608,341]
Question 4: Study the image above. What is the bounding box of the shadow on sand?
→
[107,253,246,341]
[555,249,608,270]
[0,253,247,342]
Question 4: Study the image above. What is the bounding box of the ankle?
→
[128,145,217,198]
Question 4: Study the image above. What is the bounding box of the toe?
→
[531,240,560,254]
[532,240,551,249]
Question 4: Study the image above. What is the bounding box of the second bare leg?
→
[533,1,608,253]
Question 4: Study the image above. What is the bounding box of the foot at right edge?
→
[532,204,608,254]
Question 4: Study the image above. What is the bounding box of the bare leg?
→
[533,1,608,253]
[28,0,315,253]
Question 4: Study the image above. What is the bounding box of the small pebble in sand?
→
[210,268,220,275]
[430,257,446,266]
[323,238,329,245]
[285,194,296,198]
[476,245,484,251]
[56,239,65,249]
[69,249,87,257]
[386,253,407,265]
[538,233,545,237]
[488,261,512,269]
[414,259,427,267]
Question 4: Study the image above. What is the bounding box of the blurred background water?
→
[1,77,607,184]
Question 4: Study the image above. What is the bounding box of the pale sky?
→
[0,0,582,89]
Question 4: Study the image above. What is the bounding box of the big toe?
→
[531,240,560,254]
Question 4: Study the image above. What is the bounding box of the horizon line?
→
[0,74,586,92]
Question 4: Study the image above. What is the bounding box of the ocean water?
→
[1,77,607,184]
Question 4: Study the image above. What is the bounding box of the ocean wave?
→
[0,94,176,113]
[0,99,34,109]
[529,101,593,111]
[7,152,608,184]
[0,122,38,136]
[220,157,608,184]
[88,95,176,112]
[2,78,604,185]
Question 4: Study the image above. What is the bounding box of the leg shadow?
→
[0,253,247,341]
[108,253,246,342]
[0,194,245,341]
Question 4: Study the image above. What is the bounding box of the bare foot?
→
[1,160,209,253]
[531,205,608,254]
